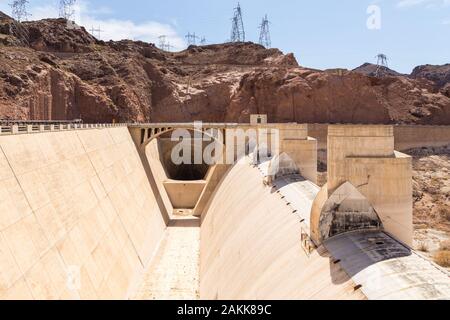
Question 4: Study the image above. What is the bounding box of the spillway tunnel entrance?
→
[157,133,213,211]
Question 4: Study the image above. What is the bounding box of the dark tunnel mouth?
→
[158,132,212,181]
[168,163,210,181]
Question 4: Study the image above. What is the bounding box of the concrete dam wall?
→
[0,127,166,299]
[0,123,449,300]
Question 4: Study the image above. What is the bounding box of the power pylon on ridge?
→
[90,26,102,39]
[258,14,271,48]
[200,37,206,45]
[185,32,199,46]
[59,0,76,20]
[164,42,174,52]
[158,35,174,52]
[158,35,167,49]
[9,0,31,22]
[375,53,388,77]
[230,2,245,42]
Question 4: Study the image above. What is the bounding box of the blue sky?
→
[0,0,449,73]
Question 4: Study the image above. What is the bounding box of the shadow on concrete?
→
[131,139,171,226]
[168,218,201,228]
[319,231,412,286]
[199,165,232,226]
[268,174,307,194]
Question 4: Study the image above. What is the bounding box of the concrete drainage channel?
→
[134,215,201,300]
[132,137,210,300]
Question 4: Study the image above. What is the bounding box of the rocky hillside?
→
[0,13,449,124]
[411,64,450,96]
[353,63,403,77]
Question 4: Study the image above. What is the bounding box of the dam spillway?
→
[0,122,449,300]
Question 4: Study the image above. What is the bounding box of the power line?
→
[200,36,207,45]
[8,1,31,46]
[89,26,103,39]
[164,42,175,52]
[258,14,271,48]
[230,2,245,42]
[9,0,31,22]
[185,32,199,46]
[158,35,167,49]
[59,0,76,20]
[157,35,174,52]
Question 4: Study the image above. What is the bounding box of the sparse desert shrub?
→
[417,242,429,252]
[434,250,450,268]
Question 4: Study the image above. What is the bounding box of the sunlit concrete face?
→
[326,125,413,246]
[0,122,448,300]
[0,127,166,299]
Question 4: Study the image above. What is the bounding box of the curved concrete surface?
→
[324,232,450,300]
[200,156,450,300]
[200,157,365,300]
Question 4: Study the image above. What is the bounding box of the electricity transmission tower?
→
[164,42,175,52]
[185,32,199,46]
[8,0,31,46]
[230,3,245,42]
[158,35,174,51]
[90,26,102,39]
[375,53,388,77]
[9,0,31,22]
[59,0,76,20]
[200,37,206,45]
[258,14,271,48]
[158,35,167,49]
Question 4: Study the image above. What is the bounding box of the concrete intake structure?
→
[311,125,413,247]
[0,122,448,300]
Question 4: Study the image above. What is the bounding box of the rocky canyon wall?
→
[0,14,449,125]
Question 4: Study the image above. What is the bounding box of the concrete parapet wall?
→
[0,123,127,136]
[0,127,165,300]
[308,124,450,152]
[328,125,394,138]
[394,125,450,150]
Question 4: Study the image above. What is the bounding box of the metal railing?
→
[0,122,128,136]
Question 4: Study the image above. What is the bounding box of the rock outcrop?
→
[353,63,403,77]
[0,13,449,124]
[411,64,450,97]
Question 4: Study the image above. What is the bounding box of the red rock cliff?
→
[0,14,449,124]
